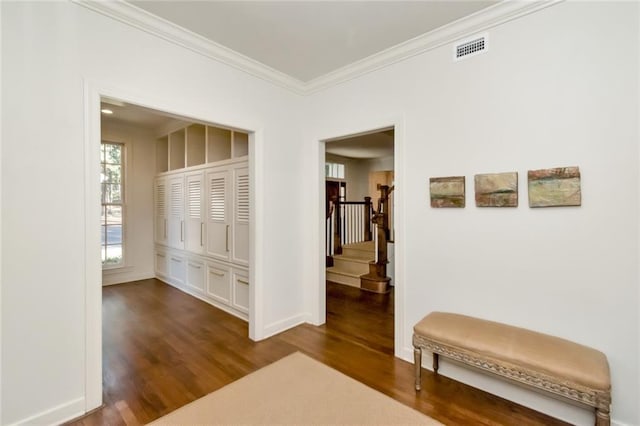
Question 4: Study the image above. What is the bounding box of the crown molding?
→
[73,0,563,96]
[304,0,563,94]
[71,0,307,95]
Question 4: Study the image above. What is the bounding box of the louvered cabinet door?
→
[206,169,231,261]
[154,177,168,244]
[184,171,205,254]
[232,167,249,265]
[167,175,185,249]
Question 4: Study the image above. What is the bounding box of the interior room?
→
[1,1,638,426]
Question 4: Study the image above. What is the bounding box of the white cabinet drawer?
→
[207,263,231,304]
[169,255,186,285]
[232,270,249,314]
[155,250,168,276]
[186,260,205,292]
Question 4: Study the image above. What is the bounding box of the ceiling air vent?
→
[454,34,488,61]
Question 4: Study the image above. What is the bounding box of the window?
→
[101,142,124,267]
[325,162,345,179]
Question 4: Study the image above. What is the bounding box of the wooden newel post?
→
[333,200,342,255]
[360,185,392,294]
[379,186,390,241]
[364,196,372,241]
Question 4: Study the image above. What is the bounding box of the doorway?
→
[84,83,262,413]
[323,127,396,353]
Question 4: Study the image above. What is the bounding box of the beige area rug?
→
[148,352,441,425]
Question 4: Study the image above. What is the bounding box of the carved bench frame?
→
[413,334,611,426]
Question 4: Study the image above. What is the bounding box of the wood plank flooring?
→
[67,279,569,426]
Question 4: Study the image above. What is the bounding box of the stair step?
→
[343,240,375,251]
[326,267,361,288]
[332,256,371,275]
[341,242,375,260]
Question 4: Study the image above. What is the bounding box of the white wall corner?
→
[101,271,155,286]
[261,313,307,340]
[71,0,563,96]
[6,397,85,426]
[70,0,305,95]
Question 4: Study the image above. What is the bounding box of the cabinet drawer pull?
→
[171,257,182,262]
[181,220,184,242]
[200,222,204,246]
[225,225,230,252]
[188,263,202,269]
[156,253,166,258]
[237,279,249,286]
[209,270,225,277]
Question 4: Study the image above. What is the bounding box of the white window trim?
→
[101,140,128,270]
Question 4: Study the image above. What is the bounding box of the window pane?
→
[104,245,122,265]
[101,246,107,262]
[101,225,106,245]
[105,144,121,164]
[106,225,122,245]
[338,164,345,179]
[106,206,122,225]
[101,143,106,163]
[105,164,121,183]
[104,184,122,203]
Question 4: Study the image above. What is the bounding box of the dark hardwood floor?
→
[67,279,568,426]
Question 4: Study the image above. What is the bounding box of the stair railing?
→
[326,196,372,257]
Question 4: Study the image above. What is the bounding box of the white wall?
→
[101,121,156,286]
[1,2,305,424]
[304,2,638,425]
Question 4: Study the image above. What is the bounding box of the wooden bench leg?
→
[595,408,610,426]
[433,352,439,373]
[413,346,422,391]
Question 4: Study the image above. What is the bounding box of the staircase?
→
[326,241,375,287]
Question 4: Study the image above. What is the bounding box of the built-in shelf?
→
[169,129,185,170]
[186,124,206,167]
[156,135,168,173]
[157,124,249,173]
[233,132,249,158]
[207,126,232,163]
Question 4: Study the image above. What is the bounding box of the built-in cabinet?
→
[154,124,250,321]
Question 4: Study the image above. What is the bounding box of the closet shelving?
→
[154,123,250,320]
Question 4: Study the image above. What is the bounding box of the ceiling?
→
[104,1,499,158]
[128,1,497,82]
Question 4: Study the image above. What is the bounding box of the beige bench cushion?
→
[414,312,610,391]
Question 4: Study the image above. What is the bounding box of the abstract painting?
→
[430,176,465,208]
[528,167,581,207]
[475,172,518,207]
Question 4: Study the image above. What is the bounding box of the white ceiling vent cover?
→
[454,34,488,61]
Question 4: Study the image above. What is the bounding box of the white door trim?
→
[82,80,264,412]
[312,116,405,358]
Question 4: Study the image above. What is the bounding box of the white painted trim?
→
[83,81,103,413]
[391,117,406,359]
[312,116,405,357]
[248,130,266,340]
[6,397,85,426]
[0,1,3,421]
[262,314,307,339]
[83,79,265,415]
[101,271,155,286]
[305,1,562,93]
[71,0,305,95]
[72,0,563,95]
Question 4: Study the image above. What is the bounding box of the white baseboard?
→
[262,313,307,339]
[102,270,154,286]
[7,397,84,426]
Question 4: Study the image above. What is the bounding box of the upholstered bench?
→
[413,312,611,426]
